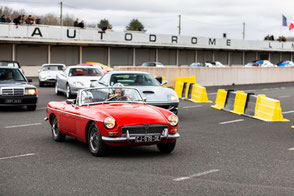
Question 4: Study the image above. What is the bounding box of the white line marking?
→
[0,153,35,160]
[288,148,294,151]
[219,119,244,125]
[173,169,219,181]
[283,110,294,114]
[207,92,218,95]
[281,87,286,89]
[262,88,269,90]
[182,105,202,109]
[246,89,257,92]
[5,123,42,129]
[279,95,290,98]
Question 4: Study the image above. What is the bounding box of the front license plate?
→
[135,135,161,143]
[5,99,22,104]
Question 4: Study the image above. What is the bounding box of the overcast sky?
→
[3,0,294,40]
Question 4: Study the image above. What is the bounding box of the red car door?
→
[59,103,77,136]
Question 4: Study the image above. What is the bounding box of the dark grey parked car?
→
[91,71,179,114]
[0,66,38,110]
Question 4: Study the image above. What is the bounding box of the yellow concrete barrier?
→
[174,76,196,98]
[211,89,227,110]
[253,95,289,122]
[190,85,212,103]
[231,91,247,115]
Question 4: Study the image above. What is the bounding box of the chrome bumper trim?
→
[102,133,180,142]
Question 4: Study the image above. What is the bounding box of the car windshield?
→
[109,74,160,86]
[142,62,155,67]
[79,87,144,105]
[69,67,102,77]
[42,65,64,71]
[0,68,26,82]
[0,62,20,68]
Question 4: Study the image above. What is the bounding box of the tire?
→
[51,115,66,142]
[55,82,62,95]
[87,123,107,157]
[66,84,72,98]
[39,81,44,87]
[27,105,37,111]
[157,141,176,154]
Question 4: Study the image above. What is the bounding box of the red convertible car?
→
[45,86,180,156]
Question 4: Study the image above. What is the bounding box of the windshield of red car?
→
[69,68,102,77]
[109,74,160,86]
[79,88,143,105]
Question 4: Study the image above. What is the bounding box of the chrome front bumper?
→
[102,132,180,142]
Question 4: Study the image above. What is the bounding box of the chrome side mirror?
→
[161,80,168,86]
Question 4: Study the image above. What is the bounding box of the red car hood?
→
[90,103,169,126]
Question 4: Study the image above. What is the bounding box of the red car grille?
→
[121,125,168,136]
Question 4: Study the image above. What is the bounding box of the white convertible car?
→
[38,64,66,87]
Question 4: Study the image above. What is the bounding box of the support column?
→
[280,53,283,61]
[132,48,136,66]
[268,52,271,62]
[176,49,179,66]
[107,47,111,66]
[12,44,16,61]
[228,51,231,66]
[212,51,215,61]
[47,45,51,64]
[242,51,245,65]
[79,46,83,64]
[155,48,159,62]
[194,50,198,63]
[291,53,293,61]
[256,52,258,60]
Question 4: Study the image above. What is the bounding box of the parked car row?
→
[189,61,225,67]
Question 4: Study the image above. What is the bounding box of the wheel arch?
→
[49,113,57,125]
[85,120,96,143]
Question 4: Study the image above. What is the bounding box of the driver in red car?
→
[110,83,130,101]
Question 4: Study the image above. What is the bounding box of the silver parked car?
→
[38,64,66,87]
[55,65,103,98]
[91,71,179,114]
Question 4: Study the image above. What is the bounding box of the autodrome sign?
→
[1,24,294,51]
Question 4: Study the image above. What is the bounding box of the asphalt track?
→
[1,80,294,195]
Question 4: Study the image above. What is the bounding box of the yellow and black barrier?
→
[189,85,212,103]
[174,76,196,98]
[253,95,289,122]
[211,89,228,110]
[222,90,236,112]
[212,89,289,122]
[242,93,256,117]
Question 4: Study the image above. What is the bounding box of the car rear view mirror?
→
[143,98,147,102]
[161,80,167,86]
[27,78,32,82]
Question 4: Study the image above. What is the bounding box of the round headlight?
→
[40,73,46,79]
[104,117,116,129]
[168,94,179,101]
[168,114,178,126]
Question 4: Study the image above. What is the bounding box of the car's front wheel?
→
[87,123,107,156]
[66,84,72,98]
[51,115,66,142]
[157,141,176,153]
[55,82,62,95]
